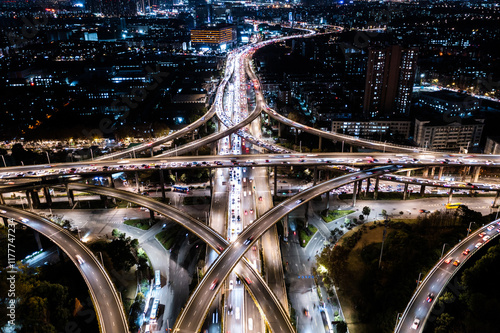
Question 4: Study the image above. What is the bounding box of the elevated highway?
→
[173,165,402,332]
[0,205,129,333]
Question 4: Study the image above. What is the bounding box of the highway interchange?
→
[2,23,500,333]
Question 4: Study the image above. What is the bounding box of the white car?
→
[411,318,420,329]
[75,255,85,265]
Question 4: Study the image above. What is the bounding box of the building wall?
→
[332,120,411,138]
[363,45,418,118]
[414,119,484,151]
[485,137,500,155]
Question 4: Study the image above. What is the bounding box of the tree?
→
[359,215,364,221]
[381,209,388,217]
[336,321,348,333]
[362,206,371,217]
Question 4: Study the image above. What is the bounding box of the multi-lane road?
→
[396,219,500,332]
[0,205,129,333]
[173,165,401,332]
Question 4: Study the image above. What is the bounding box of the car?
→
[483,235,491,242]
[487,225,495,231]
[426,293,434,302]
[243,236,254,245]
[453,260,460,266]
[75,255,85,265]
[250,208,254,214]
[259,196,263,201]
[229,280,233,290]
[209,279,219,290]
[295,199,304,204]
[411,318,420,329]
[478,232,486,238]
[304,309,309,317]
[217,245,224,252]
[475,242,483,248]
[462,248,470,255]
[445,257,453,264]
[244,277,252,284]
[244,210,248,215]
[236,277,241,284]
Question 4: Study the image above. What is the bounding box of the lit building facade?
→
[363,45,418,118]
[332,120,411,139]
[414,118,484,151]
[190,25,236,50]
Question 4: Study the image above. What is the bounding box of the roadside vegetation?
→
[316,205,491,333]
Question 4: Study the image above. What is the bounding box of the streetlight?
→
[440,243,448,259]
[89,148,94,161]
[45,151,51,164]
[466,221,476,237]
[1,155,6,167]
[383,140,387,153]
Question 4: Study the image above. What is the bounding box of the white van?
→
[235,307,240,320]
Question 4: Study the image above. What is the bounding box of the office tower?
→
[363,45,418,118]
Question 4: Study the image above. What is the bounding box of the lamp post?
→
[440,243,448,259]
[466,221,476,237]
[45,151,51,164]
[1,155,6,167]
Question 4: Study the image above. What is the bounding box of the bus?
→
[155,270,161,289]
[172,185,189,193]
[446,202,462,209]
[149,299,160,323]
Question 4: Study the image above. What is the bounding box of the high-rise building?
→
[87,0,136,16]
[363,45,418,118]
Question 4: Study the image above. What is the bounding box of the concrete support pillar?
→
[352,179,357,207]
[438,166,444,180]
[423,167,429,178]
[0,193,4,205]
[195,149,199,156]
[100,195,108,209]
[159,170,166,201]
[66,187,75,207]
[150,147,154,157]
[25,190,33,209]
[318,136,322,151]
[209,168,213,197]
[357,180,362,196]
[304,202,309,228]
[149,209,155,222]
[448,189,453,204]
[43,187,52,207]
[403,183,409,200]
[283,215,289,241]
[406,170,411,177]
[493,191,500,208]
[278,123,282,137]
[472,166,481,183]
[107,176,114,188]
[34,231,43,250]
[420,185,426,197]
[31,190,40,209]
[212,142,217,155]
[326,191,330,210]
[1,217,8,227]
[313,166,318,186]
[274,166,277,201]
[294,128,298,144]
[374,177,379,200]
[365,178,371,197]
[135,171,140,193]
[431,167,435,178]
